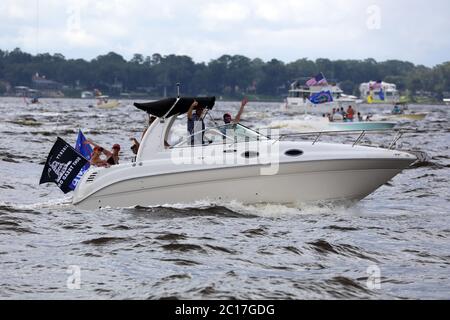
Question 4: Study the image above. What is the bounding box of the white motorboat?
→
[360,81,400,104]
[283,81,361,114]
[81,91,94,99]
[72,97,416,210]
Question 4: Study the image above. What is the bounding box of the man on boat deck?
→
[346,106,355,122]
[187,100,206,145]
[223,97,249,125]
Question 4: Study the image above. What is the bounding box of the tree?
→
[130,53,144,64]
[0,48,448,100]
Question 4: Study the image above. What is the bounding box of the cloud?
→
[0,0,449,66]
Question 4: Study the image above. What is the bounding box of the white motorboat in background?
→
[283,81,361,114]
[72,96,416,210]
[81,91,94,99]
[370,104,428,122]
[360,81,400,104]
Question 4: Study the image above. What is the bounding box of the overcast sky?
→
[1,0,449,66]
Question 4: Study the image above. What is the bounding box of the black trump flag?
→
[39,137,89,194]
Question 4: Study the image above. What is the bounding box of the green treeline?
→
[0,48,449,100]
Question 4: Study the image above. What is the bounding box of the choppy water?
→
[0,97,449,299]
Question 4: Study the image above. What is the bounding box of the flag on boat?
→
[379,88,385,101]
[308,90,333,104]
[306,73,328,86]
[68,130,92,191]
[367,93,374,104]
[39,137,89,194]
[369,80,383,90]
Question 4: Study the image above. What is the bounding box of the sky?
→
[1,0,449,67]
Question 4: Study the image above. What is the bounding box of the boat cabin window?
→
[172,123,268,148]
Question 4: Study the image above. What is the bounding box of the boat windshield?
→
[172,123,268,148]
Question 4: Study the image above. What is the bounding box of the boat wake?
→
[0,196,73,212]
[124,199,359,219]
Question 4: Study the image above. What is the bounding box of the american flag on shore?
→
[306,73,328,86]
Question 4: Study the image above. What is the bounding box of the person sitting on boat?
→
[130,138,140,156]
[327,113,334,122]
[187,100,206,145]
[392,104,402,115]
[346,106,355,122]
[357,112,363,122]
[84,139,121,166]
[89,146,109,167]
[130,115,157,156]
[339,107,347,120]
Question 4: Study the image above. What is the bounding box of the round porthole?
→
[242,151,259,158]
[285,149,303,156]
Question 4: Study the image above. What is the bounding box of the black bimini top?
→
[134,97,215,118]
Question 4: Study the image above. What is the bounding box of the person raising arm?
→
[84,139,121,166]
[187,100,206,145]
[223,97,249,125]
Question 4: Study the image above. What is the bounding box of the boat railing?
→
[265,128,414,150]
[170,122,416,151]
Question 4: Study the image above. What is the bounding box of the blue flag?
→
[68,130,92,190]
[309,91,333,104]
[379,88,385,101]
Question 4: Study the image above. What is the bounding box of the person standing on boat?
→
[346,106,355,122]
[187,100,206,145]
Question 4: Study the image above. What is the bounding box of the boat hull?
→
[97,100,120,109]
[376,113,427,121]
[73,157,414,210]
[328,121,397,131]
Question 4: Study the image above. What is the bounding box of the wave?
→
[0,196,72,212]
[123,199,359,219]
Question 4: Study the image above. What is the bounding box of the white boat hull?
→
[73,142,415,209]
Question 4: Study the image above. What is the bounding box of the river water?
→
[0,97,449,299]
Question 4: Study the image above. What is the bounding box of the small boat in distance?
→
[81,91,94,99]
[94,89,120,109]
[371,104,428,121]
[96,95,120,109]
